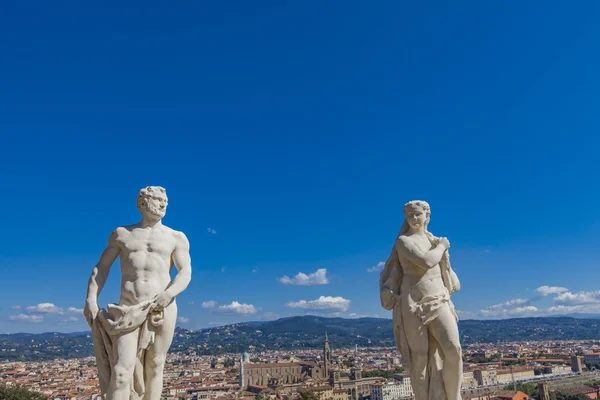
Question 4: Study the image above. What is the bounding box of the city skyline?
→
[2,1,600,333]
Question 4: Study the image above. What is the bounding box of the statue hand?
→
[83,301,99,327]
[152,291,174,311]
[438,237,450,250]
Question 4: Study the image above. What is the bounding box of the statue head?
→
[136,186,168,220]
[402,200,431,233]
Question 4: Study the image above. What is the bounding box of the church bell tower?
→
[323,332,332,379]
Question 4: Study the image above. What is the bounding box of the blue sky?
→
[2,1,600,333]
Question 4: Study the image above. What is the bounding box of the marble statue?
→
[379,200,462,400]
[84,186,192,400]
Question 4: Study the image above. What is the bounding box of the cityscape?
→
[4,327,600,400]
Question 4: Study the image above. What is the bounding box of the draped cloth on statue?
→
[91,300,164,400]
[380,236,459,400]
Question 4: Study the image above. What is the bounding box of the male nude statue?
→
[83,186,192,400]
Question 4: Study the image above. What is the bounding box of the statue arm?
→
[380,259,402,310]
[396,237,446,270]
[85,230,120,304]
[165,232,192,299]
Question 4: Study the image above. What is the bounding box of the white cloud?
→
[367,262,385,273]
[284,296,351,313]
[488,298,529,310]
[9,314,44,323]
[26,303,64,315]
[261,312,279,321]
[177,317,190,323]
[536,286,569,296]
[201,300,217,309]
[215,301,258,315]
[67,307,83,313]
[546,305,585,314]
[456,309,478,319]
[221,266,226,273]
[207,228,217,235]
[58,316,79,325]
[278,269,329,286]
[479,300,537,318]
[11,306,21,310]
[475,299,600,319]
[479,308,504,318]
[346,312,378,319]
[252,269,257,273]
[554,291,600,305]
[509,306,538,315]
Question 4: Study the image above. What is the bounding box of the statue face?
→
[140,192,168,219]
[405,205,427,230]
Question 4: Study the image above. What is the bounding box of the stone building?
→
[496,367,534,384]
[584,353,600,366]
[391,374,414,398]
[463,371,478,389]
[370,381,403,400]
[474,369,498,387]
[572,355,584,373]
[240,333,333,389]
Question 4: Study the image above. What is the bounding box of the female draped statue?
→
[379,200,462,400]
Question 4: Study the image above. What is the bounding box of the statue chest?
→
[121,236,173,258]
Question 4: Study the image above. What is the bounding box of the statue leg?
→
[428,304,462,400]
[107,327,140,400]
[401,295,429,400]
[143,301,177,400]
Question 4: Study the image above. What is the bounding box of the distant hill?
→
[3,316,600,361]
[459,316,600,343]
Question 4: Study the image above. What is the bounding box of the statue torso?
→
[397,235,446,300]
[115,224,177,306]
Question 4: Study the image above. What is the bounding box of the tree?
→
[585,362,600,371]
[503,383,536,396]
[299,391,320,400]
[553,392,591,400]
[223,358,236,368]
[0,384,47,400]
[362,368,405,379]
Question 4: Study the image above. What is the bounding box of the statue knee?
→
[445,343,462,362]
[411,352,429,379]
[148,355,166,371]
[112,365,134,389]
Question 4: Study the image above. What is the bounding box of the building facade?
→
[583,353,600,366]
[371,378,413,400]
[240,334,332,389]
[572,356,584,372]
[474,369,498,387]
[463,371,478,389]
[496,367,534,384]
